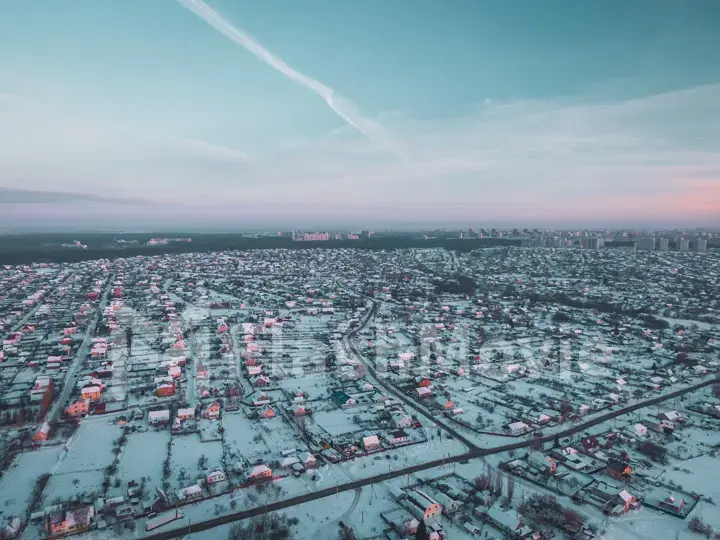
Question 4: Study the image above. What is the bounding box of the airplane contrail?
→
[176,0,404,155]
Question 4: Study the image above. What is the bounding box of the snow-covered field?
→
[53,418,122,475]
[170,434,224,490]
[115,429,170,490]
[0,446,62,518]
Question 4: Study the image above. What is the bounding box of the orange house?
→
[66,400,89,418]
[33,422,51,442]
[202,402,221,419]
[80,386,102,401]
[259,407,276,419]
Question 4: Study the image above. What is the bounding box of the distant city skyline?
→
[1,0,720,228]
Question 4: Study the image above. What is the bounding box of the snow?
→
[0,446,62,518]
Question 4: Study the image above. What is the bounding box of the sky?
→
[1,0,720,231]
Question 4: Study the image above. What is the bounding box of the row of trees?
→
[474,466,515,501]
[517,493,586,533]
[227,512,297,540]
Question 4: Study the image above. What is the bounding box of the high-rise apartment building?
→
[637,238,655,251]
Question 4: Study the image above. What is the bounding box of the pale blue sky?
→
[1,0,719,229]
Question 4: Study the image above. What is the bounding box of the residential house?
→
[632,424,648,438]
[252,393,270,406]
[32,421,51,442]
[259,407,275,419]
[196,362,209,379]
[416,387,433,399]
[643,416,675,434]
[300,452,317,469]
[142,488,170,514]
[202,402,221,420]
[660,410,685,424]
[617,490,637,513]
[363,435,380,451]
[248,464,273,481]
[66,400,90,418]
[156,382,175,398]
[527,451,557,474]
[177,484,203,503]
[149,410,170,426]
[177,407,195,421]
[506,421,530,436]
[46,506,95,536]
[434,397,454,410]
[168,365,182,379]
[387,430,410,445]
[252,375,271,387]
[658,494,687,514]
[580,435,600,453]
[293,406,307,417]
[405,489,442,521]
[392,412,412,429]
[80,385,102,401]
[433,491,462,514]
[206,470,227,485]
[247,365,262,376]
[478,507,533,539]
[330,390,357,408]
[1,517,22,539]
[607,460,632,482]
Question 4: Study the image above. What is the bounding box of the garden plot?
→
[222,413,273,462]
[182,305,210,325]
[448,397,510,433]
[169,434,224,491]
[53,418,122,474]
[199,419,222,442]
[0,446,62,518]
[665,426,720,459]
[313,409,363,438]
[659,455,720,530]
[276,375,330,401]
[251,416,306,455]
[43,469,106,504]
[115,429,170,489]
[504,380,568,402]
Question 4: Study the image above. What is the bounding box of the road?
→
[142,284,720,539]
[47,272,115,423]
[144,372,719,539]
[342,297,479,450]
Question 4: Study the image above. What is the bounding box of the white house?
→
[387,430,410,445]
[507,421,530,436]
[633,424,648,438]
[416,387,432,399]
[363,435,380,451]
[177,408,195,421]
[148,410,170,425]
[249,464,273,479]
[300,452,317,468]
[206,470,227,484]
[177,484,203,502]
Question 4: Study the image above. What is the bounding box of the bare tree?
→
[494,472,503,498]
[507,474,515,502]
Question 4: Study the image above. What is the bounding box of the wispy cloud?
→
[176,0,405,156]
[0,187,151,205]
[1,84,719,226]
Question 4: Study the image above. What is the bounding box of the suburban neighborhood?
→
[0,244,718,540]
